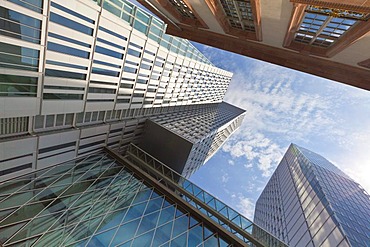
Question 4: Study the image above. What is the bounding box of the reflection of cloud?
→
[236,196,255,220]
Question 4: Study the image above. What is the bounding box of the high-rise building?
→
[254,144,370,247]
[0,0,243,181]
[140,102,245,178]
[0,144,286,247]
[137,0,370,90]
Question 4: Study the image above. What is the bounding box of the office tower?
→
[0,0,243,181]
[254,144,370,247]
[137,0,370,90]
[0,144,287,246]
[140,102,245,178]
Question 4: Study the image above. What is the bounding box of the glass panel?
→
[111,218,140,246]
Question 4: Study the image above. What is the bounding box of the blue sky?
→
[189,42,370,220]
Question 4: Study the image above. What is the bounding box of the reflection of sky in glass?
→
[295,144,370,247]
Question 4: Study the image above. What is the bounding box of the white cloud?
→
[228,160,235,166]
[244,163,253,169]
[220,61,351,178]
[221,173,229,183]
[236,196,255,220]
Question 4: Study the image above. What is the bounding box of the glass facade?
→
[254,144,370,247]
[0,146,286,247]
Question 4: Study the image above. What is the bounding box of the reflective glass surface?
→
[0,152,233,246]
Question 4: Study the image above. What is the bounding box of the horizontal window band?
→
[78,146,103,156]
[93,60,121,69]
[0,6,42,28]
[0,29,40,44]
[97,38,125,50]
[43,92,84,100]
[39,141,76,154]
[0,74,38,85]
[51,2,95,24]
[90,80,118,86]
[91,68,120,77]
[88,87,116,94]
[123,66,137,74]
[45,69,87,80]
[48,32,91,48]
[0,153,33,163]
[99,26,127,41]
[109,128,123,134]
[0,163,32,176]
[79,139,106,150]
[120,84,133,89]
[86,99,115,102]
[80,132,107,140]
[116,99,130,103]
[0,63,38,72]
[43,85,85,91]
[46,60,88,70]
[47,42,90,59]
[0,83,37,95]
[8,0,43,13]
[127,48,141,58]
[95,46,123,59]
[50,12,93,36]
[107,140,120,146]
[0,42,40,58]
[38,149,75,161]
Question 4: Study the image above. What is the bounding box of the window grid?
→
[294,9,359,48]
[220,0,255,32]
[167,0,197,19]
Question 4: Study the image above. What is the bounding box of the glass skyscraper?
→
[254,144,370,247]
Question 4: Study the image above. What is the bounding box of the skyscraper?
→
[254,144,370,247]
[140,102,245,178]
[0,0,242,181]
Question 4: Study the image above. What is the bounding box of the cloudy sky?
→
[189,43,370,220]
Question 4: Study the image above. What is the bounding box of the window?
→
[88,87,116,94]
[92,68,120,77]
[0,74,37,97]
[168,0,196,19]
[45,69,87,80]
[47,42,90,58]
[48,32,91,48]
[51,2,95,24]
[117,98,130,103]
[0,7,42,44]
[50,12,93,35]
[123,66,137,74]
[291,6,362,49]
[98,26,127,40]
[8,0,43,13]
[43,93,84,100]
[127,48,141,58]
[97,38,125,50]
[46,60,88,70]
[0,42,39,71]
[93,60,121,69]
[95,46,123,59]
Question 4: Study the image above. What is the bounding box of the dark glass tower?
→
[254,144,370,247]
